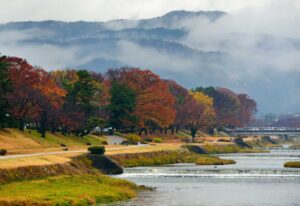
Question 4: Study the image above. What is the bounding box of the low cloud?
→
[0,0,299,114]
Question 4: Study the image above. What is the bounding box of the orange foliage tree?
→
[3,57,66,136]
[106,68,176,133]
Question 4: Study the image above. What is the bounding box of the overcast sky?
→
[1,0,299,23]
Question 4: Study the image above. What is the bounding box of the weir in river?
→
[114,149,300,206]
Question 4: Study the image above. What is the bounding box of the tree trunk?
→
[191,128,197,142]
[208,127,214,135]
[164,128,167,134]
[175,126,179,133]
[40,111,47,138]
[139,128,143,135]
[100,128,103,136]
[171,126,174,135]
[19,119,24,131]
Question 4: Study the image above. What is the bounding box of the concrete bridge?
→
[226,127,300,137]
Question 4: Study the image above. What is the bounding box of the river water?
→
[114,150,300,206]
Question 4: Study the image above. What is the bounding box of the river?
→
[113,149,300,206]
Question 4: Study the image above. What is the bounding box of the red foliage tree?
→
[3,57,66,135]
[236,94,257,127]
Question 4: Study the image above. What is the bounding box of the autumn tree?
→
[194,87,240,127]
[0,56,12,127]
[106,68,176,133]
[236,94,257,127]
[165,80,191,133]
[182,91,215,142]
[3,57,43,130]
[53,69,109,136]
[1,57,66,137]
[34,72,66,137]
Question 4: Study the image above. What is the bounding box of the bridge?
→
[226,127,300,137]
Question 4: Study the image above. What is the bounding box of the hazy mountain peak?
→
[161,10,226,20]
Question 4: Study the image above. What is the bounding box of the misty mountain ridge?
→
[0,10,299,114]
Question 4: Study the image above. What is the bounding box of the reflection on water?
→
[113,150,300,206]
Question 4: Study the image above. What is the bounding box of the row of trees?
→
[0,55,257,141]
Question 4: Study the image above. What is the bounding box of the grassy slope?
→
[0,129,105,151]
[0,175,138,205]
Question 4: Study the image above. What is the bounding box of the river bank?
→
[0,141,270,205]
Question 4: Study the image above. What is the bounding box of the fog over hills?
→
[0,10,300,114]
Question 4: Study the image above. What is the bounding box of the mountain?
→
[1,10,300,114]
[0,10,226,72]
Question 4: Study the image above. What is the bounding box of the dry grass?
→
[0,129,41,149]
[0,129,104,152]
[106,143,182,155]
[0,144,182,169]
[0,155,71,169]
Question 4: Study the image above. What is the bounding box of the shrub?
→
[100,140,108,145]
[0,149,7,156]
[86,142,92,146]
[126,134,141,144]
[154,138,162,143]
[284,161,300,168]
[88,146,105,155]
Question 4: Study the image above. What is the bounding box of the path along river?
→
[113,149,300,206]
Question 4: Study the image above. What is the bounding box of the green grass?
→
[110,150,235,167]
[0,175,138,205]
[23,129,104,147]
[284,161,300,168]
[195,156,235,165]
[202,144,267,154]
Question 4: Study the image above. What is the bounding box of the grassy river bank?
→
[0,142,266,205]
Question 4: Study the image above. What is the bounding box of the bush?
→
[126,134,141,144]
[88,146,105,155]
[101,140,108,145]
[86,142,92,146]
[0,149,7,156]
[284,161,300,168]
[154,137,162,143]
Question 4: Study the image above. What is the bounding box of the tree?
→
[4,57,43,130]
[53,69,109,136]
[236,94,257,127]
[35,73,66,137]
[88,117,106,136]
[107,68,176,133]
[165,80,191,133]
[2,57,66,136]
[182,91,215,142]
[108,82,137,130]
[0,56,12,127]
[194,87,240,127]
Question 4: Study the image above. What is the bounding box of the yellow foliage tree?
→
[183,91,216,141]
